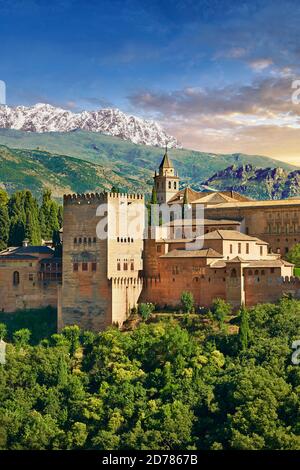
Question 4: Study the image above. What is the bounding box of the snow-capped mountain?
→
[0,103,180,148]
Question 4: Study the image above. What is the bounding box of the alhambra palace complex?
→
[1,150,300,331]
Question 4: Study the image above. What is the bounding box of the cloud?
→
[248,58,273,71]
[128,74,300,165]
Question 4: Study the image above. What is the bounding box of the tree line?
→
[0,297,299,450]
[0,188,63,249]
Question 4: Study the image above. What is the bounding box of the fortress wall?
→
[61,193,112,331]
[0,261,58,313]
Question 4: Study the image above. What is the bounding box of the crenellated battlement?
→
[280,276,300,286]
[112,276,144,286]
[63,192,106,204]
[107,192,144,200]
[64,191,144,205]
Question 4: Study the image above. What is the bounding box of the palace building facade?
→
[1,149,300,331]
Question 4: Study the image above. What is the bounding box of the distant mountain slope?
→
[202,164,300,200]
[0,129,297,190]
[0,104,179,148]
[0,144,151,199]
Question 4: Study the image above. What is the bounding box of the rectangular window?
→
[238,243,241,254]
[131,261,134,271]
[91,263,97,272]
[28,273,34,281]
[156,245,162,253]
[124,262,128,271]
[82,263,88,271]
[260,246,263,256]
[230,244,233,254]
[73,263,79,272]
[246,243,249,254]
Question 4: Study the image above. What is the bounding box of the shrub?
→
[180,291,194,313]
[138,303,155,321]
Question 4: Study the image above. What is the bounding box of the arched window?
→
[168,181,171,189]
[13,271,20,286]
[74,237,77,244]
[174,182,177,189]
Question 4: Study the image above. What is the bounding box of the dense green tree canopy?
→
[0,297,299,450]
[0,188,63,248]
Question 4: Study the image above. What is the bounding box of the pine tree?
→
[239,305,250,352]
[150,186,159,226]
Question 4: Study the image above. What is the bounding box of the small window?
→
[83,237,87,244]
[13,271,20,286]
[231,269,237,278]
[174,182,177,189]
[238,243,241,254]
[168,181,171,189]
[260,246,263,256]
[124,262,128,271]
[29,273,34,281]
[82,263,88,271]
[93,237,97,243]
[117,262,121,271]
[88,237,92,244]
[91,263,97,272]
[74,238,77,244]
[79,237,82,244]
[156,245,162,253]
[230,244,233,254]
[73,263,79,272]
[131,262,134,271]
[246,243,249,254]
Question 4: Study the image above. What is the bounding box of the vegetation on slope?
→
[0,129,298,199]
[0,297,299,450]
[203,164,300,200]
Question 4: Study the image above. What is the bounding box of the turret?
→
[153,147,180,203]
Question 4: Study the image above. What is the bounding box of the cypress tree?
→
[39,189,59,240]
[0,204,9,251]
[239,305,250,352]
[150,186,159,227]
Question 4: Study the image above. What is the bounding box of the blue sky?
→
[1,0,300,164]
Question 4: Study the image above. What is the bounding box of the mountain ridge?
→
[202,164,300,200]
[0,103,180,148]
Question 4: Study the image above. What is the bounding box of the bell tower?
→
[154,147,180,203]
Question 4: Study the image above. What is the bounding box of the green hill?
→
[0,129,298,200]
[0,144,151,199]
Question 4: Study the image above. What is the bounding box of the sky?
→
[1,0,300,166]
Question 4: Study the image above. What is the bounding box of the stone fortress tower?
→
[153,147,180,203]
[58,192,144,331]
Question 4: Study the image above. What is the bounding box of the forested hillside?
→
[0,297,299,450]
[0,130,298,200]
